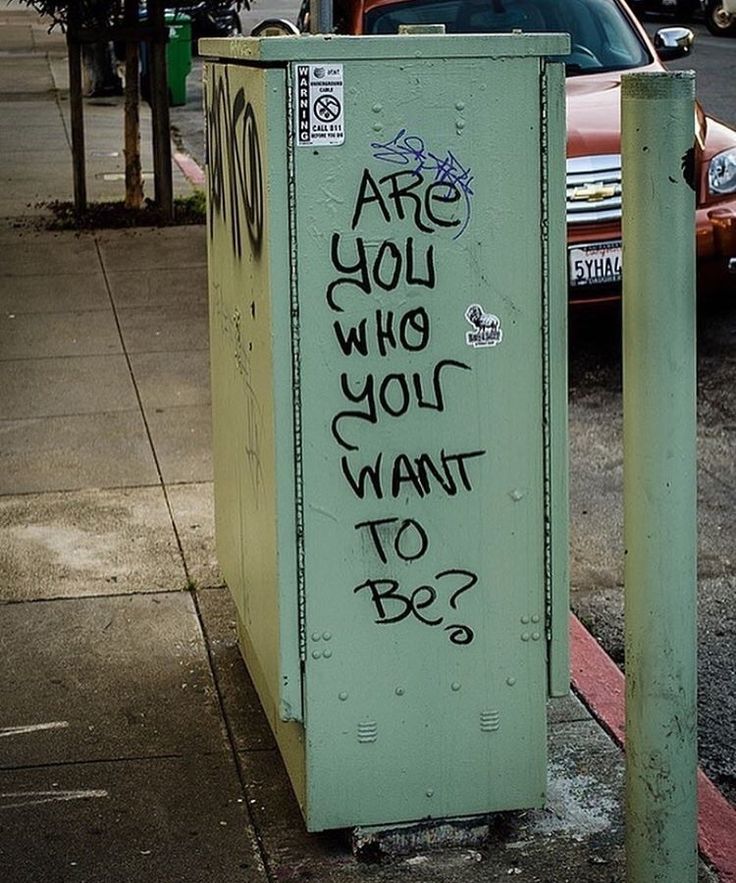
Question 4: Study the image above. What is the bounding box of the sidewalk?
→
[0,6,726,882]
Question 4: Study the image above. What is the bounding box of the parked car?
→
[702,0,736,35]
[626,0,699,21]
[301,0,736,304]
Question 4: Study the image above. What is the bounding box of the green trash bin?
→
[165,11,192,106]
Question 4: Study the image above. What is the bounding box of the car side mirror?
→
[654,27,694,61]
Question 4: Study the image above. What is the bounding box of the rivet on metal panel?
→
[456,119,466,131]
[311,632,321,642]
[372,124,383,133]
[506,677,517,687]
[451,682,461,692]
[312,650,322,659]
[322,631,332,641]
[372,103,382,113]
[395,687,405,696]
[426,789,434,798]
[323,649,333,659]
[480,711,501,733]
[531,614,541,624]
[521,633,531,642]
[509,489,525,502]
[338,692,349,701]
[455,100,465,111]
[521,616,530,624]
[532,633,541,642]
[357,721,378,743]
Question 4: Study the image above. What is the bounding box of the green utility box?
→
[201,33,570,833]
[165,11,191,105]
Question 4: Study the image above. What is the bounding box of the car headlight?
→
[708,148,736,195]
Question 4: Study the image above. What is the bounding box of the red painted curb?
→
[173,151,206,187]
[570,613,736,882]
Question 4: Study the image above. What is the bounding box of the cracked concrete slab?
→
[0,355,137,419]
[129,350,211,411]
[106,266,208,309]
[0,410,159,495]
[0,755,268,883]
[146,404,213,485]
[0,592,224,766]
[167,483,222,589]
[0,271,110,314]
[0,56,54,92]
[0,230,99,275]
[196,587,276,752]
[0,309,122,360]
[115,302,209,354]
[96,227,206,273]
[0,486,186,601]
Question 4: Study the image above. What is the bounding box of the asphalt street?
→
[170,14,736,810]
[643,17,736,123]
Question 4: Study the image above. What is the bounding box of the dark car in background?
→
[627,0,698,19]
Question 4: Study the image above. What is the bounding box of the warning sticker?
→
[294,63,345,146]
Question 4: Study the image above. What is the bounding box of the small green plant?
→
[176,189,207,218]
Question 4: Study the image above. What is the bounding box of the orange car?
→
[299,0,736,303]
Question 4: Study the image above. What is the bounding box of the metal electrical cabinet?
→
[201,33,570,833]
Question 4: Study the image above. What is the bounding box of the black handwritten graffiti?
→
[327,234,435,313]
[323,136,485,647]
[341,449,486,500]
[355,517,429,563]
[330,360,471,451]
[205,70,264,259]
[351,168,463,233]
[239,97,264,254]
[334,307,430,358]
[353,568,478,645]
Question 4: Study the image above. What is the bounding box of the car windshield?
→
[364,0,651,74]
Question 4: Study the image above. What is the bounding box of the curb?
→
[173,151,205,187]
[570,613,736,882]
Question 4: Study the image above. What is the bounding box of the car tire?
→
[704,0,736,35]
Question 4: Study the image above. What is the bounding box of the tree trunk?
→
[66,15,86,214]
[149,0,173,222]
[124,0,143,209]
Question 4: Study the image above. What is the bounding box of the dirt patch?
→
[38,192,206,230]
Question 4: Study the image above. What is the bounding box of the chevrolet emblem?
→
[570,182,621,202]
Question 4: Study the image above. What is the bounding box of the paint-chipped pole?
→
[310,0,334,33]
[622,71,698,883]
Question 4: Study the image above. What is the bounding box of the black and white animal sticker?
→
[465,304,503,348]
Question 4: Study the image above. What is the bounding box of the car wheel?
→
[704,0,736,35]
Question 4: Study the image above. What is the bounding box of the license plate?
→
[568,241,622,287]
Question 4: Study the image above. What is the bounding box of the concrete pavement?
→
[0,3,731,881]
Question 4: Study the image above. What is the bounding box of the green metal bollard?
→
[621,71,697,883]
